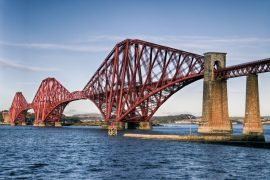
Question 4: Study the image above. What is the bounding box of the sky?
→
[0,0,270,116]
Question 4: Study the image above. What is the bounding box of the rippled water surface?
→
[0,125,270,179]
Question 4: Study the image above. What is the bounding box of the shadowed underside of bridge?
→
[7,39,270,128]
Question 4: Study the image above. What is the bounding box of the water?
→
[0,125,270,179]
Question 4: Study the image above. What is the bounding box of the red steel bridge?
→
[7,39,270,133]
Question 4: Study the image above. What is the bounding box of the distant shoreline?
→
[2,112,270,126]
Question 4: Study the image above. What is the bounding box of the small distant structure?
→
[2,111,11,124]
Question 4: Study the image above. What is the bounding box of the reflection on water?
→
[0,125,270,179]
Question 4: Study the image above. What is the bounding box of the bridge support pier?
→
[10,121,26,126]
[33,121,61,127]
[38,122,46,127]
[138,122,152,130]
[102,121,126,130]
[54,122,62,127]
[102,121,152,130]
[243,74,263,135]
[33,122,46,127]
[198,52,232,134]
[33,121,39,126]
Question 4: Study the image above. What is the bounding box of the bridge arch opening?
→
[153,79,203,132]
[213,60,222,70]
[61,99,103,126]
[25,109,35,125]
[11,108,34,126]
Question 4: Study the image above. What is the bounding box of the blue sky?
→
[1,0,270,116]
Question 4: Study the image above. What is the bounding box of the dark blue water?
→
[0,125,270,179]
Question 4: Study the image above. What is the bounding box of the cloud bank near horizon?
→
[0,58,60,72]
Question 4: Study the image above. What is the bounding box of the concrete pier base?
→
[108,126,117,136]
[243,127,263,136]
[243,74,263,135]
[54,122,62,127]
[139,122,152,130]
[38,122,46,127]
[198,125,232,134]
[10,121,26,126]
[102,122,126,130]
[101,121,152,130]
[33,122,39,126]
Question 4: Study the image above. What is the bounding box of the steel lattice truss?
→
[8,39,270,125]
[217,58,270,78]
[31,78,72,123]
[32,78,87,124]
[9,78,88,124]
[9,92,30,124]
[83,39,204,122]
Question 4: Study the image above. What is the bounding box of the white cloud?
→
[0,58,60,72]
[0,41,111,53]
[83,35,270,46]
[81,35,270,63]
[1,35,270,60]
[1,35,270,70]
[64,109,78,116]
[1,35,270,116]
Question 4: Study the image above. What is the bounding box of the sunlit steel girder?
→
[32,78,86,124]
[9,92,30,124]
[83,39,204,122]
[216,58,270,78]
[9,39,270,125]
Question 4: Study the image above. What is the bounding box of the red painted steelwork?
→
[9,92,31,124]
[9,80,88,125]
[217,58,270,78]
[8,39,270,125]
[83,39,204,122]
[32,78,87,124]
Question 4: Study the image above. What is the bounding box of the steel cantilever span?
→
[8,39,270,126]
